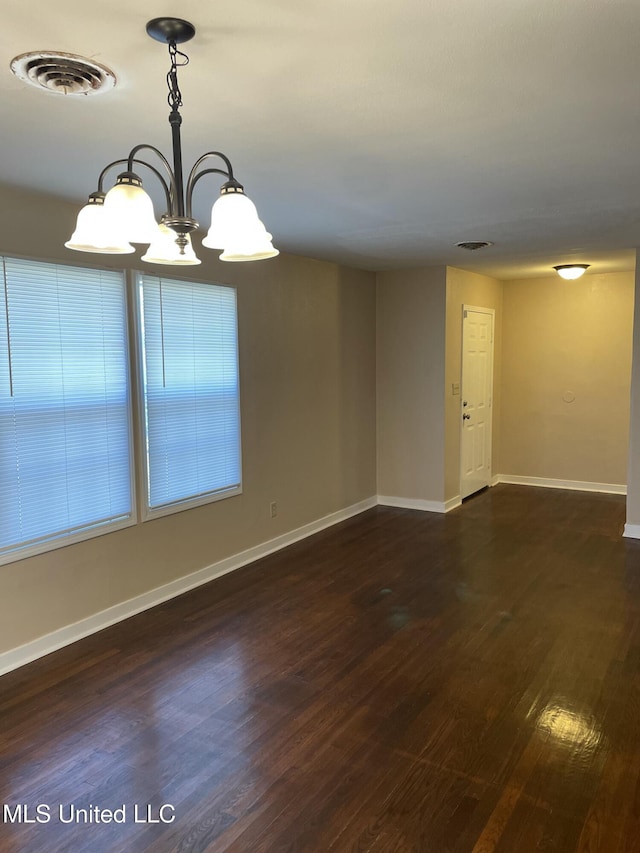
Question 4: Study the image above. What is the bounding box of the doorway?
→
[460,306,494,499]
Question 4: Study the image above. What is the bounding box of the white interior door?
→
[460,307,494,500]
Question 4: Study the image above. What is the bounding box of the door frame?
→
[460,305,495,500]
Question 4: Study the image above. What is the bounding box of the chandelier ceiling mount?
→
[145,17,196,45]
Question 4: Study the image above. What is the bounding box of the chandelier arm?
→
[125,144,178,209]
[97,157,173,212]
[187,151,235,185]
[185,168,233,219]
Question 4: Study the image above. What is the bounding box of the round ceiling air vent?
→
[456,241,494,251]
[10,51,116,96]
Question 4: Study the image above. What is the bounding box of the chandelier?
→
[66,17,278,265]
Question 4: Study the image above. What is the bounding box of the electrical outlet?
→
[270,501,277,518]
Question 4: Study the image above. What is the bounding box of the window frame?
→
[0,254,137,567]
[133,270,243,523]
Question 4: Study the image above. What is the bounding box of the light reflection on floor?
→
[535,703,602,752]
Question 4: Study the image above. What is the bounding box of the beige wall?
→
[445,267,502,501]
[376,267,447,502]
[624,260,640,524]
[0,184,377,655]
[500,271,634,486]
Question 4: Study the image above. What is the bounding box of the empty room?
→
[1,2,640,852]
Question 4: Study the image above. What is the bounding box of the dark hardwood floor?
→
[1,485,639,852]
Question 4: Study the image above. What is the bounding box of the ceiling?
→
[2,0,640,278]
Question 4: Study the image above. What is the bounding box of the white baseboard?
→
[623,523,640,539]
[491,474,500,487]
[377,495,446,513]
[495,474,626,495]
[0,496,377,677]
[444,495,462,512]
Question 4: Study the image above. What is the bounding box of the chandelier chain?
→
[166,41,189,112]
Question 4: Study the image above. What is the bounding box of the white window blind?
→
[0,257,132,562]
[138,274,241,513]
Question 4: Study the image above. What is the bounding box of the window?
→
[0,260,241,565]
[137,273,241,516]
[0,257,133,564]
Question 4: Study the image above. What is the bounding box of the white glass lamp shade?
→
[202,192,263,250]
[553,264,590,280]
[103,175,158,244]
[65,197,134,254]
[141,222,201,265]
[220,226,279,262]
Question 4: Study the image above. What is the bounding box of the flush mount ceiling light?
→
[553,264,590,280]
[65,18,278,264]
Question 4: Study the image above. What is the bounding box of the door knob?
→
[462,413,470,420]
